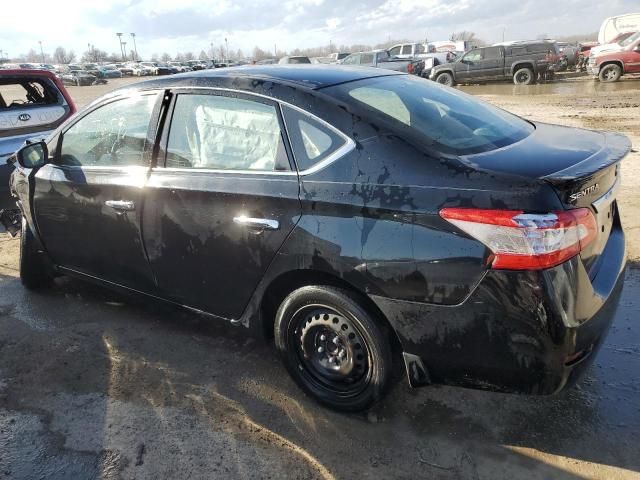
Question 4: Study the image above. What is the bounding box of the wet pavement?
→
[1,74,640,479]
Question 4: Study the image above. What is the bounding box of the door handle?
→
[105,200,135,211]
[233,216,279,231]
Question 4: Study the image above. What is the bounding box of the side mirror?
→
[16,141,48,169]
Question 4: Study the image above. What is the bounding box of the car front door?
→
[624,41,640,72]
[142,90,301,320]
[455,49,483,81]
[478,46,503,79]
[32,92,160,291]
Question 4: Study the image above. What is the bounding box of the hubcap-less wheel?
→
[436,73,453,86]
[294,305,371,395]
[515,70,531,84]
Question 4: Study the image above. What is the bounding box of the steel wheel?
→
[436,72,454,86]
[275,286,392,411]
[294,305,371,395]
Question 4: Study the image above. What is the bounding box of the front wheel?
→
[599,64,622,82]
[513,67,535,85]
[275,286,392,412]
[20,218,52,290]
[435,72,454,86]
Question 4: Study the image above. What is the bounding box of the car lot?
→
[1,75,639,479]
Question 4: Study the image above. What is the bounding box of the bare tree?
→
[235,48,244,60]
[175,52,185,62]
[53,47,76,64]
[252,46,270,60]
[25,49,40,62]
[198,50,208,60]
[81,47,108,63]
[151,53,160,62]
[160,52,172,62]
[183,51,195,61]
[449,31,487,46]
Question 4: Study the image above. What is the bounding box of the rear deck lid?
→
[461,122,631,274]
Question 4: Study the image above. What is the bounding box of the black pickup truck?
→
[429,41,561,86]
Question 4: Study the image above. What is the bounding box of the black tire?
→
[599,64,622,83]
[435,72,454,87]
[513,67,535,85]
[20,218,52,290]
[274,286,392,412]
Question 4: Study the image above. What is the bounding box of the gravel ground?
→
[1,74,639,480]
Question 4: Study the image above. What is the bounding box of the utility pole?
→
[130,33,138,61]
[122,42,127,61]
[38,40,45,63]
[502,27,506,43]
[116,33,124,61]
[225,37,229,62]
[210,42,214,59]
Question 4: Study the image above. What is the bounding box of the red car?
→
[0,69,76,211]
[589,32,640,81]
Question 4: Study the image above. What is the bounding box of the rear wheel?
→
[275,286,392,411]
[513,67,535,85]
[435,72,454,86]
[599,64,622,83]
[20,218,52,290]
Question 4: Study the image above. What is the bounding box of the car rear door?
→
[142,89,301,320]
[31,91,161,292]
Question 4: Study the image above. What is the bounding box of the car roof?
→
[0,69,59,80]
[127,64,404,90]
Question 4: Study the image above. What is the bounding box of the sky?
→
[1,0,637,60]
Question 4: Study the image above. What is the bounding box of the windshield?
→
[620,31,640,47]
[324,75,534,155]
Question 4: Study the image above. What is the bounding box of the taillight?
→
[439,208,597,270]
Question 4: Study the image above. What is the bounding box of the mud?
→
[1,75,639,479]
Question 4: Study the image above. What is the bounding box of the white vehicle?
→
[388,43,452,64]
[168,62,191,72]
[598,13,640,44]
[590,31,638,57]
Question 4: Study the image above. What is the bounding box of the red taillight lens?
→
[439,208,597,270]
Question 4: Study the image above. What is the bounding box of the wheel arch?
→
[257,268,404,363]
[599,60,624,73]
[511,62,534,75]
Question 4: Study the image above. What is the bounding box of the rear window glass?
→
[0,79,58,109]
[282,105,347,172]
[325,75,534,155]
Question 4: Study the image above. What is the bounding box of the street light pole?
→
[116,33,124,61]
[38,40,45,63]
[130,33,138,61]
[122,42,127,61]
[225,37,228,62]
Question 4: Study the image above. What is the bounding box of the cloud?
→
[0,0,636,59]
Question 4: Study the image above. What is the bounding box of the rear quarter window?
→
[282,105,349,172]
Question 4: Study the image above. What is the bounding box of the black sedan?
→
[5,66,630,411]
[59,70,96,86]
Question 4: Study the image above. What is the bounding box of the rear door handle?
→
[233,216,279,231]
[105,200,135,211]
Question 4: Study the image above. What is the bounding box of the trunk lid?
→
[461,122,631,275]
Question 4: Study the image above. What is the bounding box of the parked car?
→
[278,56,311,64]
[0,69,76,211]
[186,60,207,71]
[256,58,277,65]
[153,63,175,75]
[100,65,124,78]
[328,52,350,62]
[4,65,630,411]
[588,31,640,82]
[340,49,424,75]
[111,63,134,76]
[590,31,638,57]
[430,41,560,85]
[168,62,192,72]
[555,42,580,69]
[129,63,154,76]
[59,70,96,86]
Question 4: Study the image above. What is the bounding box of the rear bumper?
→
[372,222,626,395]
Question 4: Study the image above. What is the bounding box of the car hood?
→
[458,122,631,180]
[591,43,623,56]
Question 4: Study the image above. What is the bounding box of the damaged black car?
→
[5,65,630,411]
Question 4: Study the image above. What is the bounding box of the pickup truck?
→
[340,49,424,75]
[429,41,559,86]
[588,31,640,82]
